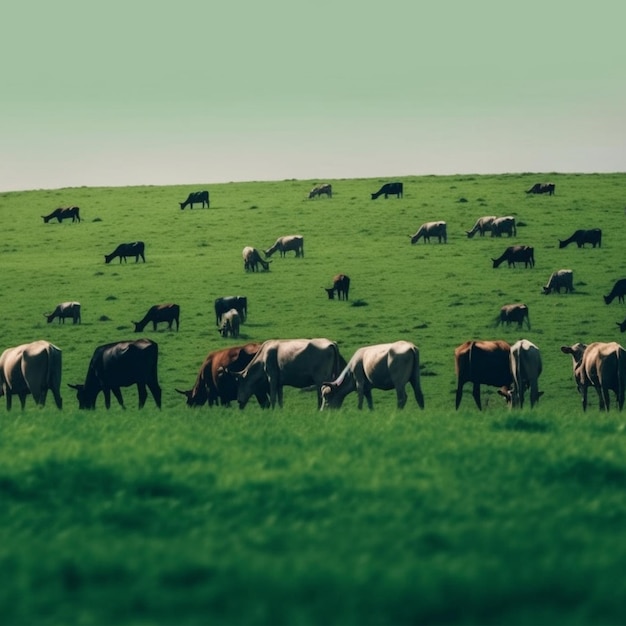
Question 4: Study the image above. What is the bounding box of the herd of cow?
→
[2,180,623,413]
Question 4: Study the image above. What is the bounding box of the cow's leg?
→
[18,392,27,409]
[472,383,482,410]
[111,387,125,409]
[455,382,465,410]
[581,385,588,411]
[598,386,609,411]
[103,388,112,408]
[51,387,63,409]
[137,383,148,409]
[363,386,374,410]
[147,381,162,408]
[396,385,408,409]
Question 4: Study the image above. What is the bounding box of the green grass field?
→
[1,173,626,624]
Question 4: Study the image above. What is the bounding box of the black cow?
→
[496,303,531,329]
[371,182,403,199]
[324,274,351,300]
[617,318,626,333]
[42,206,81,223]
[604,279,626,305]
[105,241,145,264]
[559,229,602,248]
[526,183,555,195]
[68,339,161,409]
[132,304,180,332]
[215,296,247,325]
[180,191,209,209]
[492,245,535,269]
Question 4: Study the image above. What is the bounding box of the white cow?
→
[498,339,543,408]
[466,215,497,238]
[44,301,81,324]
[320,341,425,410]
[264,235,304,258]
[410,221,447,244]
[0,340,63,409]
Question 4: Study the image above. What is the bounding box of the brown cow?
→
[492,245,534,268]
[324,274,350,300]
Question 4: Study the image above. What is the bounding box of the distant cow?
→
[0,340,63,410]
[604,279,626,305]
[543,269,574,294]
[496,303,531,329]
[492,245,534,268]
[104,241,145,264]
[466,215,497,238]
[561,342,625,411]
[454,340,512,410]
[176,343,268,408]
[309,183,332,199]
[231,338,345,409]
[219,309,241,338]
[526,183,555,195]
[617,318,626,333]
[371,182,403,200]
[215,296,247,326]
[410,221,447,244]
[498,339,543,408]
[42,206,81,223]
[324,274,350,300]
[491,216,517,238]
[44,301,81,324]
[320,341,424,410]
[179,190,209,209]
[243,246,271,271]
[69,338,161,409]
[264,235,304,258]
[132,303,180,332]
[559,229,602,249]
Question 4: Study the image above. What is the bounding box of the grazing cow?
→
[526,182,555,195]
[491,216,517,238]
[132,303,180,332]
[543,269,574,294]
[0,340,63,410]
[215,296,247,326]
[179,190,209,209]
[264,235,304,258]
[454,340,512,410]
[604,279,626,305]
[309,183,332,199]
[561,342,625,411]
[558,228,602,249]
[42,206,81,223]
[68,339,161,409]
[44,301,81,324]
[617,318,626,333]
[243,246,271,271]
[324,274,350,300]
[466,215,497,238]
[497,339,543,408]
[232,338,345,409]
[371,182,403,200]
[410,221,447,244]
[219,308,241,338]
[496,303,531,329]
[320,341,424,410]
[492,245,535,268]
[104,241,145,264]
[176,343,268,408]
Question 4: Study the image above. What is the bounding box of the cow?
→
[320,341,424,410]
[492,245,535,269]
[454,340,512,410]
[543,269,574,294]
[409,221,447,244]
[496,304,531,329]
[466,215,497,238]
[309,183,332,199]
[558,229,602,249]
[219,309,240,338]
[41,206,81,223]
[179,190,209,209]
[604,279,626,305]
[175,343,268,408]
[44,301,81,324]
[243,246,271,272]
[104,241,145,264]
[264,235,304,258]
[132,303,180,332]
[497,339,543,408]
[0,340,63,410]
[526,183,555,195]
[68,339,161,409]
[490,216,517,238]
[215,296,247,326]
[617,318,626,333]
[231,338,345,409]
[324,274,350,300]
[561,342,626,411]
[371,182,403,200]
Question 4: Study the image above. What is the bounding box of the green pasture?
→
[1,173,626,624]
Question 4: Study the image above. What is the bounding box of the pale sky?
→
[2,0,624,192]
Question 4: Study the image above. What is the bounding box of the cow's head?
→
[67,383,95,409]
[320,382,344,410]
[324,287,335,299]
[617,321,626,333]
[175,387,208,407]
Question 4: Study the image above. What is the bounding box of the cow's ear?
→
[67,383,81,390]
[560,346,572,355]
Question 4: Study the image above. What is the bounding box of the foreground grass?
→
[2,407,626,625]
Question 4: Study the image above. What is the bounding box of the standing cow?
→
[324,274,350,300]
[309,183,332,199]
[490,216,517,238]
[105,241,145,264]
[496,304,531,329]
[264,235,304,258]
[371,182,403,199]
[44,301,81,324]
[498,339,543,408]
[215,296,247,326]
[179,190,209,209]
[543,270,574,294]
[466,216,497,238]
[558,229,602,249]
[604,279,626,305]
[218,309,241,338]
[492,245,534,268]
[526,183,555,195]
[42,206,81,223]
[409,221,447,244]
[132,304,180,332]
[243,246,271,271]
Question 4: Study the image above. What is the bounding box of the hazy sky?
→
[2,0,624,192]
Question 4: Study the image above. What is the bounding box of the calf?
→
[543,269,574,294]
[498,339,543,408]
[44,301,81,324]
[215,296,247,325]
[496,304,530,329]
[604,279,626,305]
[132,303,180,332]
[324,274,350,300]
[219,309,241,338]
